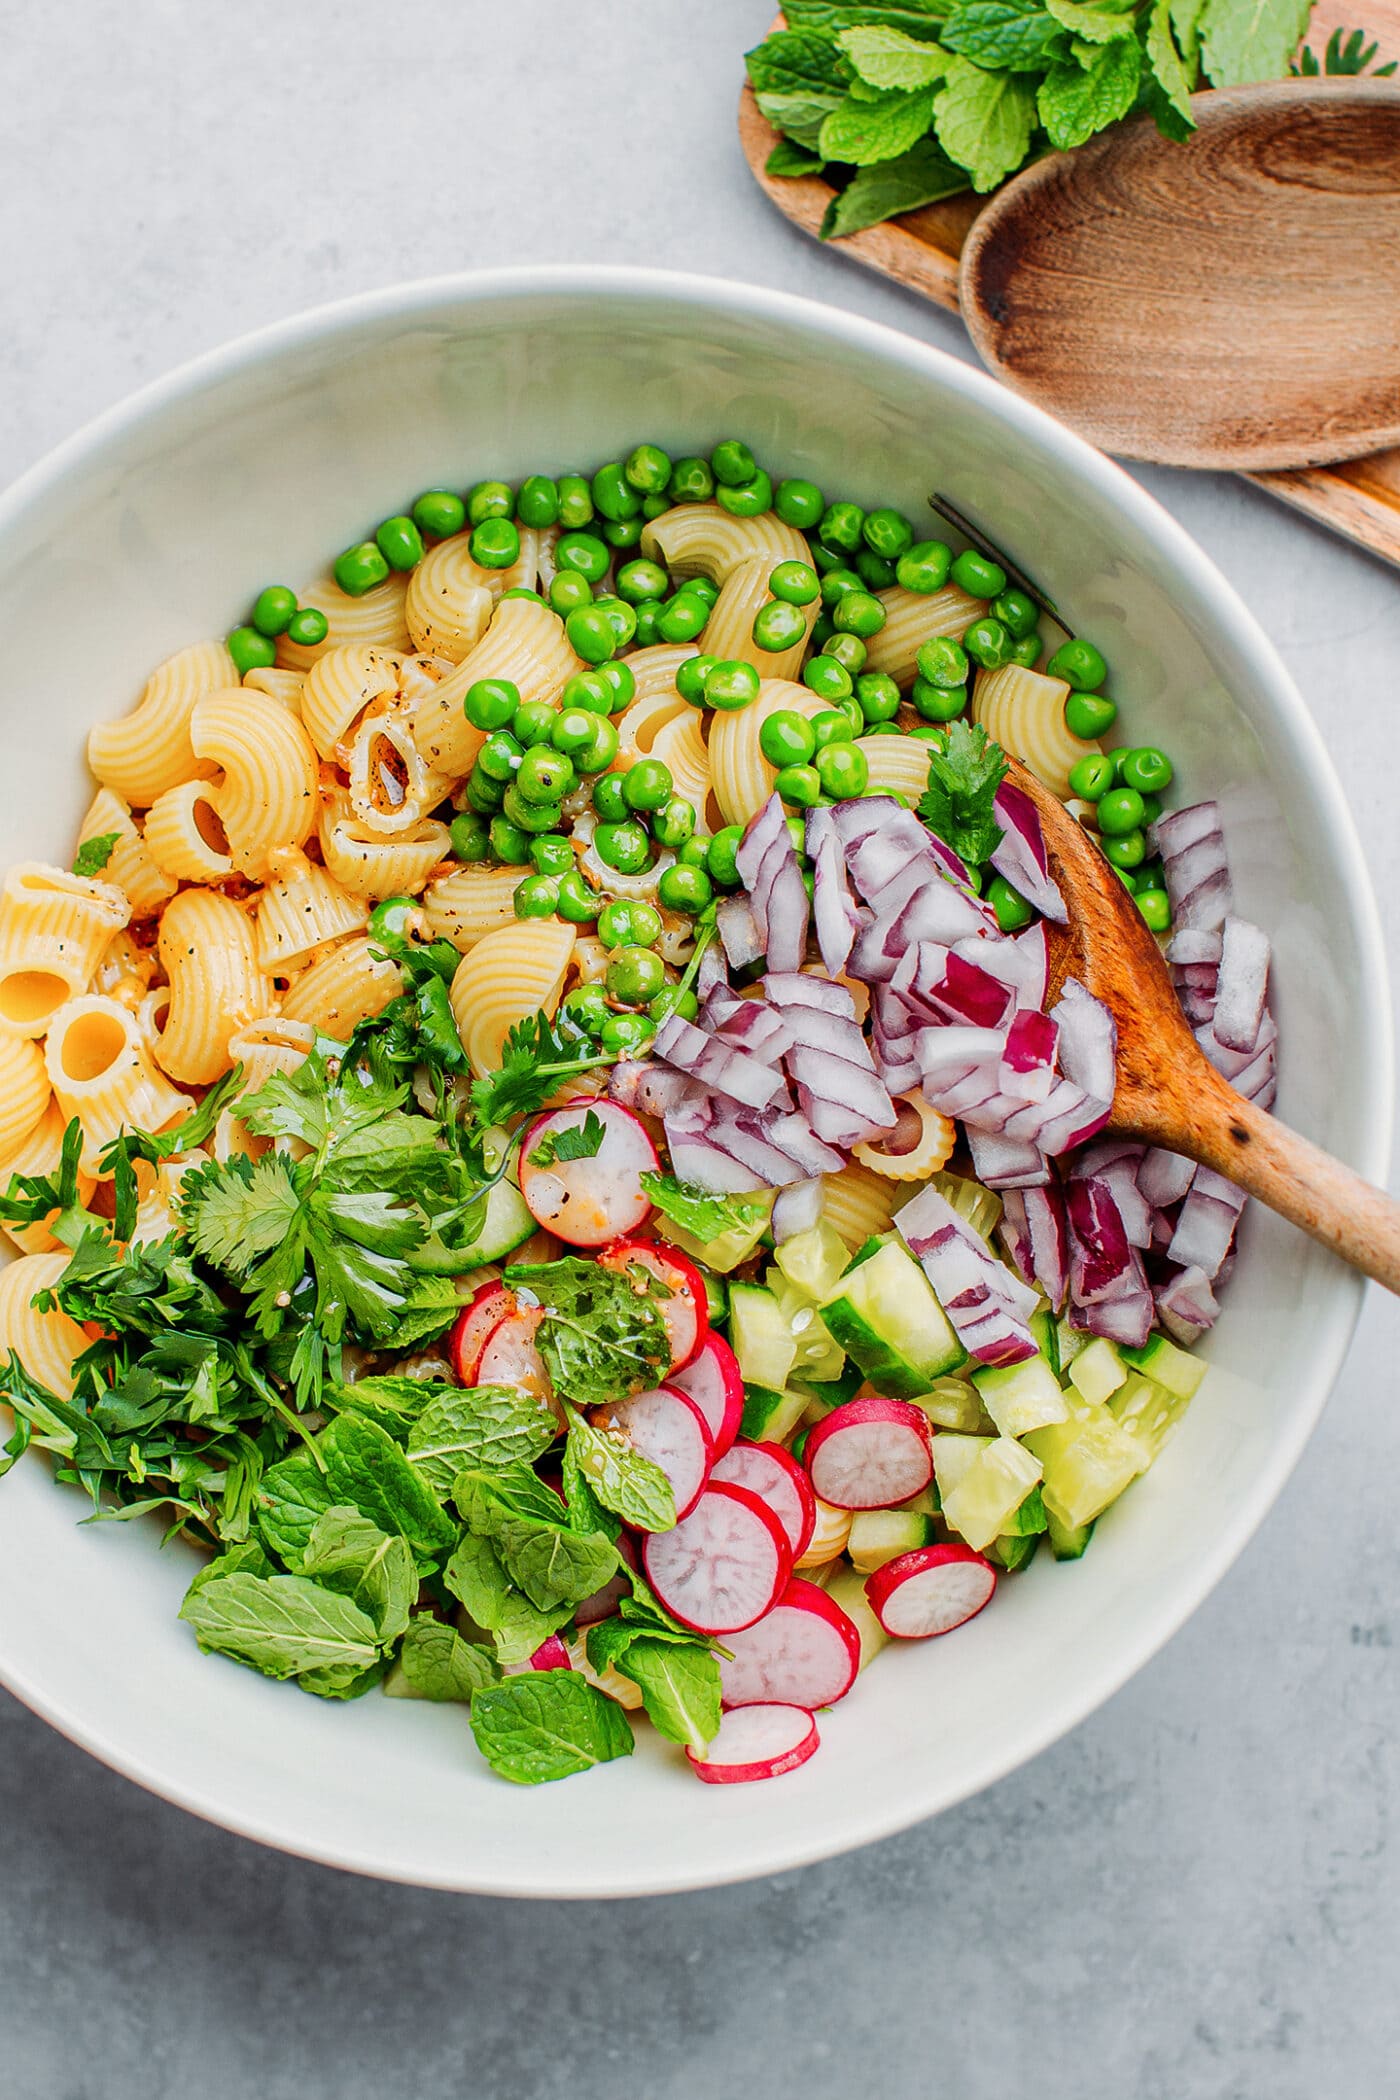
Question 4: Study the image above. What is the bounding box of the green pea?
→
[621,758,673,814]
[551,708,600,759]
[251,585,297,638]
[916,635,970,688]
[679,835,713,869]
[963,616,1013,670]
[563,983,609,1032]
[991,588,1038,640]
[471,517,520,569]
[642,494,671,521]
[896,539,953,594]
[466,482,512,525]
[814,741,868,801]
[809,708,852,751]
[825,632,867,676]
[624,443,671,494]
[449,811,492,862]
[501,783,562,835]
[1097,786,1146,837]
[556,531,610,584]
[333,541,390,596]
[649,984,699,1025]
[512,701,557,748]
[514,874,560,920]
[707,826,744,888]
[862,507,914,560]
[768,560,820,607]
[652,796,697,849]
[527,833,573,879]
[809,542,844,576]
[502,587,543,604]
[616,557,669,604]
[600,1012,656,1056]
[367,895,416,944]
[856,672,901,725]
[1136,861,1167,893]
[603,517,643,549]
[819,501,864,554]
[1048,637,1108,690]
[656,594,709,645]
[594,820,652,875]
[1008,635,1041,668]
[1102,828,1146,870]
[632,601,664,649]
[488,815,532,865]
[561,668,612,716]
[412,490,467,539]
[465,769,505,814]
[752,599,808,653]
[1136,888,1172,934]
[516,475,560,528]
[1065,689,1118,740]
[592,463,642,522]
[912,678,967,723]
[760,709,818,768]
[907,724,948,751]
[577,715,621,774]
[465,677,521,731]
[566,605,619,665]
[986,874,1035,932]
[516,746,575,806]
[775,763,822,809]
[657,863,713,914]
[838,697,866,739]
[682,576,720,610]
[377,515,425,571]
[675,654,716,706]
[705,660,761,712]
[800,656,851,703]
[819,567,864,609]
[950,548,1007,599]
[785,815,808,852]
[1068,753,1116,801]
[548,571,593,617]
[556,872,601,926]
[228,626,277,675]
[557,474,593,529]
[285,607,328,647]
[833,590,886,639]
[717,472,773,519]
[854,549,897,592]
[593,596,637,650]
[597,659,635,712]
[669,456,714,503]
[774,477,824,529]
[598,898,662,950]
[711,439,756,487]
[1120,746,1173,795]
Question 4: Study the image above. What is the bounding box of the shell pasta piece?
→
[0,864,131,1038]
[299,645,402,760]
[404,534,496,660]
[45,995,194,1168]
[820,1161,900,1248]
[411,598,581,775]
[278,935,400,1040]
[708,680,826,829]
[154,889,266,1086]
[449,920,576,1077]
[253,852,368,973]
[0,1251,90,1400]
[640,502,811,584]
[0,1032,51,1159]
[422,864,531,952]
[319,792,449,901]
[862,583,984,687]
[0,1103,96,1255]
[190,688,319,879]
[75,788,177,916]
[972,663,1099,800]
[701,556,816,684]
[857,733,936,803]
[277,571,410,671]
[142,780,233,883]
[86,639,234,806]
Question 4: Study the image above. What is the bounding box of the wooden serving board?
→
[738,0,1400,568]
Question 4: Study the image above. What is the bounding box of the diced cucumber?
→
[729,1281,797,1392]
[1118,1333,1207,1402]
[406,1176,534,1273]
[998,1484,1047,1537]
[794,1364,865,1419]
[820,1240,967,1398]
[909,1377,993,1434]
[847,1508,936,1573]
[1025,1402,1146,1529]
[1067,1335,1127,1406]
[931,1170,1002,1241]
[939,1436,1043,1553]
[1108,1372,1192,1463]
[768,1271,845,1383]
[1046,1510,1095,1560]
[986,1531,1041,1573]
[931,1431,992,1501]
[823,1563,889,1670]
[739,1384,809,1446]
[848,1233,894,1271]
[663,1195,773,1275]
[693,1262,728,1327]
[773,1222,851,1303]
[1029,1306,1060,1375]
[891,1483,940,1518]
[972,1354,1069,1438]
[1056,1316,1088,1369]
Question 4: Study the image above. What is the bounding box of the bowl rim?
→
[0,263,1391,1896]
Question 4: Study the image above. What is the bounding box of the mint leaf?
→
[179,1570,380,1681]
[1145,0,1198,120]
[563,1405,677,1534]
[1199,0,1310,81]
[405,1381,557,1495]
[560,1430,622,1542]
[299,1507,416,1643]
[942,0,1069,67]
[185,1538,274,1598]
[838,22,950,85]
[933,57,1037,189]
[386,1616,500,1701]
[766,139,826,176]
[72,831,120,879]
[505,1255,671,1411]
[257,1452,336,1564]
[822,137,968,235]
[323,1374,434,1442]
[1038,33,1142,146]
[616,1637,722,1754]
[784,0,947,32]
[1044,0,1139,36]
[443,1530,572,1666]
[313,1412,455,1565]
[454,1461,618,1613]
[640,1172,768,1247]
[469,1670,634,1785]
[526,1108,606,1170]
[1171,0,1208,53]
[819,84,938,163]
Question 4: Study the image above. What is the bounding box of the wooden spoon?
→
[959,81,1400,471]
[1005,758,1400,1292]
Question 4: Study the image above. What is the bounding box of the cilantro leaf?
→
[72,831,120,879]
[0,1115,95,1249]
[819,83,939,163]
[1199,0,1310,81]
[506,1256,672,1411]
[932,55,1038,190]
[178,1570,381,1681]
[563,1405,677,1534]
[639,1172,769,1247]
[181,1154,303,1275]
[527,1108,607,1169]
[917,718,1008,865]
[1038,32,1142,146]
[821,138,968,236]
[386,1616,500,1701]
[838,21,950,85]
[468,1670,634,1785]
[469,1010,612,1132]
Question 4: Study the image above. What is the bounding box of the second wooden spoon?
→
[959,80,1400,471]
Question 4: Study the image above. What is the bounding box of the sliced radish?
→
[804,1397,934,1511]
[641,1482,792,1634]
[865,1544,997,1638]
[450,1281,515,1384]
[717,1577,860,1710]
[712,1441,817,1561]
[476,1305,552,1404]
[590,1384,714,1522]
[687,1703,819,1784]
[599,1234,707,1372]
[668,1332,744,1460]
[574,1567,632,1627]
[518,1098,657,1248]
[528,1634,572,1670]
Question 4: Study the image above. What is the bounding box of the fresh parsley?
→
[526,1108,607,1170]
[917,719,1008,867]
[470,1011,613,1132]
[72,831,120,878]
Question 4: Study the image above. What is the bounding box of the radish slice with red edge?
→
[450,1281,515,1385]
[688,1704,820,1784]
[527,1634,572,1671]
[668,1332,744,1460]
[476,1305,552,1405]
[804,1396,934,1510]
[641,1482,792,1634]
[590,1384,714,1523]
[598,1234,707,1372]
[517,1097,657,1248]
[865,1544,997,1638]
[717,1577,860,1710]
[712,1441,817,1560]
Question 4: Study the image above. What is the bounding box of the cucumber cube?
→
[1028,1306,1061,1375]
[1046,1510,1095,1560]
[1108,1371,1192,1463]
[972,1354,1070,1437]
[848,1508,936,1573]
[986,1531,1041,1572]
[663,1198,773,1275]
[729,1281,797,1392]
[931,1431,992,1501]
[768,1271,845,1382]
[820,1240,967,1397]
[998,1484,1047,1537]
[939,1436,1043,1553]
[1118,1333,1207,1402]
[739,1384,809,1445]
[773,1222,851,1303]
[1067,1336,1127,1407]
[1026,1401,1146,1529]
[910,1377,993,1433]
[823,1562,889,1670]
[1055,1316,1088,1369]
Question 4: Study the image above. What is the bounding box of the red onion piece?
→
[1065,1176,1154,1347]
[610,1059,700,1121]
[805,806,861,977]
[1137,1146,1198,1209]
[716,896,763,970]
[1155,1264,1221,1342]
[1154,801,1232,933]
[771,1176,825,1242]
[989,781,1068,925]
[1070,1139,1152,1249]
[896,1183,1039,1365]
[1213,915,1271,1054]
[1166,1165,1246,1279]
[997,1183,1070,1312]
[663,1110,766,1194]
[966,1126,1051,1189]
[653,1013,791,1113]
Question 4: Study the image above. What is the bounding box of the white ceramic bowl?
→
[0,269,1389,1896]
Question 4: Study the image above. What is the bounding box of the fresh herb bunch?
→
[747,0,1325,237]
[918,718,1008,865]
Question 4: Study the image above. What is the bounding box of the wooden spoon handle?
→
[1185,1067,1400,1293]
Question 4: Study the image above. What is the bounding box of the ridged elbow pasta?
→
[972,664,1098,801]
[708,681,826,829]
[92,929,157,1004]
[0,1103,96,1256]
[45,995,195,1168]
[702,556,815,684]
[614,687,692,764]
[421,864,532,952]
[449,920,575,1078]
[190,688,319,879]
[75,787,178,916]
[404,534,497,660]
[857,733,936,803]
[155,889,266,1086]
[253,851,368,973]
[648,712,712,818]
[212,1015,316,1162]
[86,639,235,807]
[640,502,810,584]
[141,780,233,883]
[863,584,984,687]
[241,666,307,713]
[299,645,403,759]
[278,936,400,1040]
[0,1032,51,1159]
[319,791,449,901]
[0,1252,89,1400]
[345,703,452,835]
[411,599,581,775]
[277,571,410,671]
[820,1162,900,1248]
[617,645,695,707]
[0,864,132,1038]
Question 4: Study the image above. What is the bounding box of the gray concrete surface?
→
[1,4,1397,2095]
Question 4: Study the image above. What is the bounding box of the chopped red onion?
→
[702,986,792,1066]
[805,806,861,977]
[663,1109,766,1193]
[1052,978,1117,1104]
[896,1183,1039,1365]
[766,971,895,1148]
[736,794,810,973]
[1155,1264,1221,1343]
[1212,915,1271,1054]
[966,1126,1051,1189]
[653,1013,791,1113]
[1154,801,1232,933]
[1137,1146,1198,1210]
[1166,1165,1246,1279]
[694,937,729,1003]
[989,781,1068,925]
[609,1059,700,1120]
[765,1111,846,1178]
[1070,1139,1152,1249]
[715,897,763,970]
[997,1183,1070,1311]
[1001,1008,1059,1101]
[772,1176,825,1242]
[1065,1176,1153,1346]
[704,1107,814,1187]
